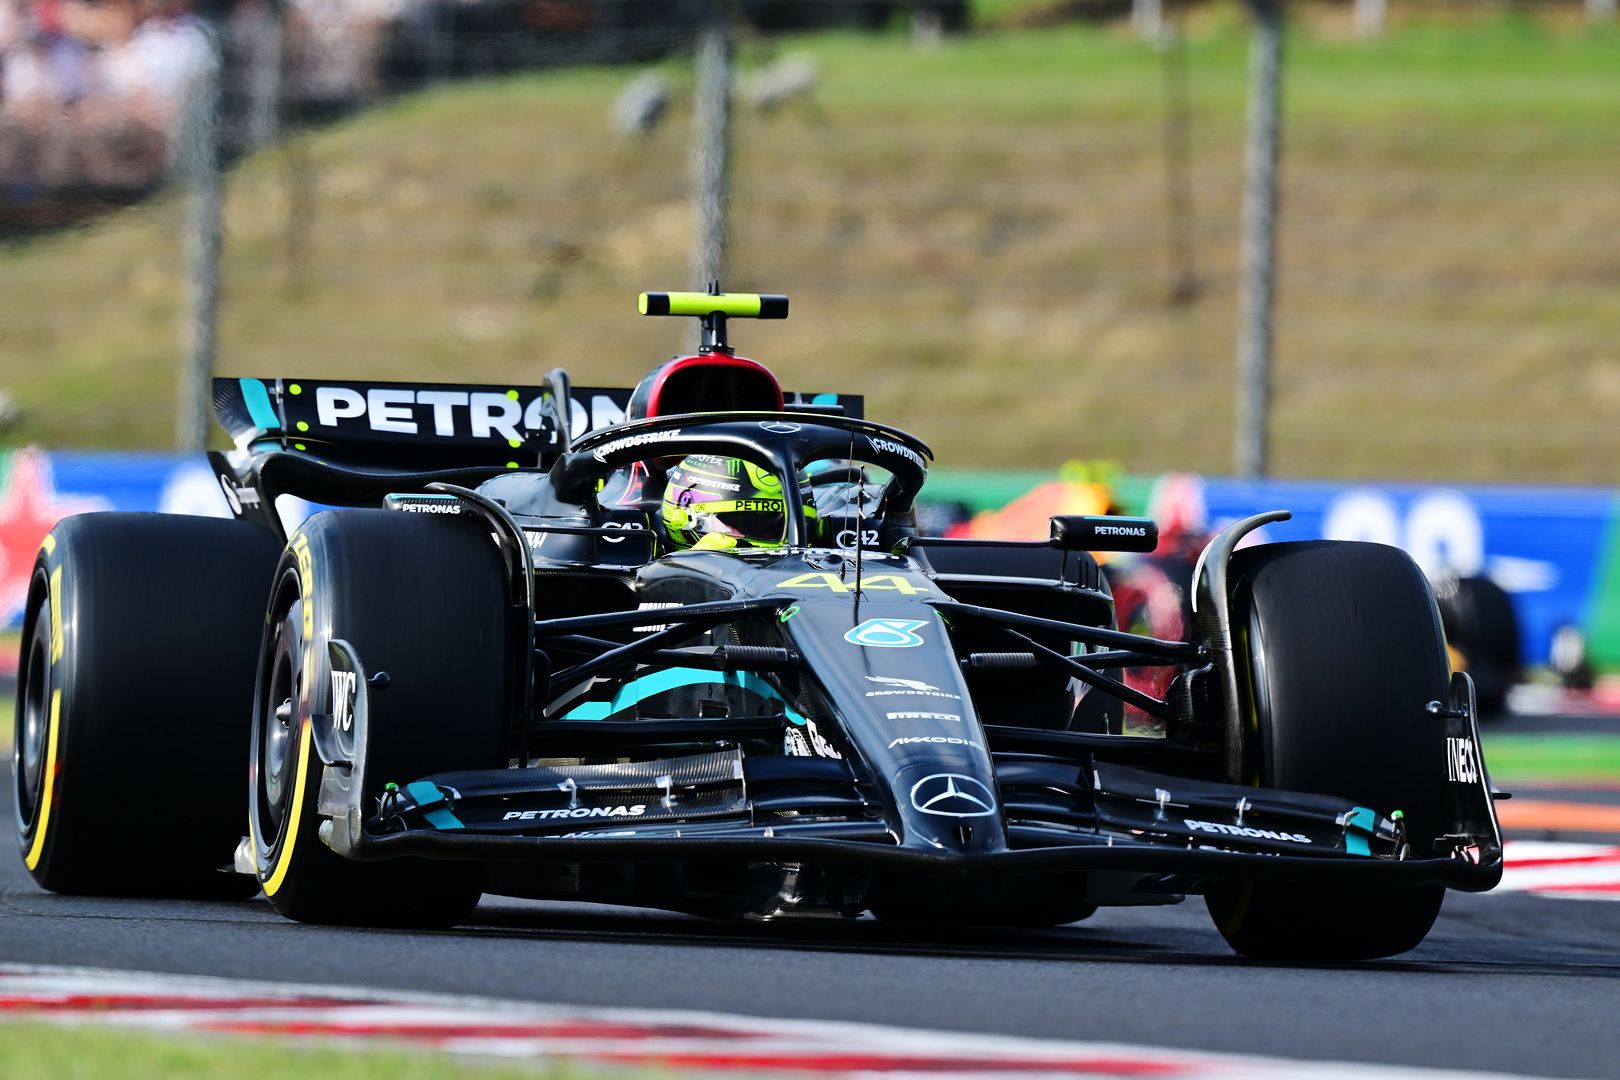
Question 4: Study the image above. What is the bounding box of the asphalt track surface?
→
[4,766,1619,1077]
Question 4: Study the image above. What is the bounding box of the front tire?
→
[1205,541,1450,962]
[249,510,510,928]
[15,513,280,898]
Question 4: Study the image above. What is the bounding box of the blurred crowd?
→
[0,0,952,216]
[0,0,228,197]
[0,0,709,213]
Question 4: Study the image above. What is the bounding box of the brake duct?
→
[1190,509,1291,785]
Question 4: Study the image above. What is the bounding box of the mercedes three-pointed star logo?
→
[909,773,997,818]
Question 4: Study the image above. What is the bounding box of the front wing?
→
[311,642,1503,893]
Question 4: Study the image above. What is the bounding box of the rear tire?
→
[1434,573,1521,715]
[249,510,510,928]
[1204,541,1449,961]
[15,514,280,898]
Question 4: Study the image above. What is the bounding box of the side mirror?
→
[1050,515,1158,554]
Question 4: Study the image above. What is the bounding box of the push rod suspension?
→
[552,619,734,690]
[533,596,790,639]
[931,600,1200,662]
[1001,628,1176,721]
[1075,649,1178,669]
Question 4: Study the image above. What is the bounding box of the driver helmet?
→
[662,455,794,551]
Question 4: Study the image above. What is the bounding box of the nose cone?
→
[767,589,1007,856]
[894,763,1007,854]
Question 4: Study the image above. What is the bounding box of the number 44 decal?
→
[778,572,926,596]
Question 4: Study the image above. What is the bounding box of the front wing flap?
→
[1085,761,1403,859]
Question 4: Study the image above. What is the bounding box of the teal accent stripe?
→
[1344,806,1377,857]
[561,666,808,725]
[406,781,464,831]
[422,807,463,830]
[239,378,281,431]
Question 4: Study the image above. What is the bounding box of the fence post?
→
[241,0,283,148]
[1133,0,1164,41]
[1355,0,1386,39]
[177,18,225,453]
[1234,0,1283,479]
[691,0,732,305]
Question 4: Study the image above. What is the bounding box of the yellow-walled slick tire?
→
[1205,540,1451,962]
[248,510,509,928]
[14,514,279,898]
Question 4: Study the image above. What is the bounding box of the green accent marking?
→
[562,667,809,725]
[506,389,520,400]
[507,461,520,469]
[405,780,464,831]
[296,421,309,432]
[239,378,281,431]
[1343,806,1377,857]
[384,782,398,793]
[779,604,800,623]
[508,437,522,448]
[288,383,302,395]
[1390,810,1404,821]
[1586,497,1620,669]
[294,443,307,451]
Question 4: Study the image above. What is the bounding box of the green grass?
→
[1482,733,1620,785]
[0,1022,647,1080]
[3,8,1620,481]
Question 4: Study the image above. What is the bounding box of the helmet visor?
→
[714,506,786,543]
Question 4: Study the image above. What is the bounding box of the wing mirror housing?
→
[1050,515,1159,554]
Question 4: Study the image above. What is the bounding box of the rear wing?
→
[210,375,862,540]
[214,375,571,472]
[213,376,862,472]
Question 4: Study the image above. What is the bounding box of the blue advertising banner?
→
[1,448,1616,669]
[1197,478,1613,667]
[940,469,1620,668]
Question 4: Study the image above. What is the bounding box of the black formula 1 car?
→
[13,291,1502,960]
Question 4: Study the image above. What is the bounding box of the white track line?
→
[1498,839,1620,900]
[0,963,1532,1078]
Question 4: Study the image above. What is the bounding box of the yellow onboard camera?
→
[638,287,788,355]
